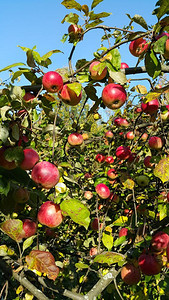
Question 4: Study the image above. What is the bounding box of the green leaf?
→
[60,198,90,229]
[152,0,169,20]
[102,232,113,250]
[67,82,82,96]
[61,12,79,24]
[0,175,10,196]
[145,50,161,79]
[109,71,127,85]
[75,262,89,269]
[91,0,103,9]
[0,95,9,108]
[89,11,111,21]
[23,236,36,253]
[61,0,82,11]
[158,203,168,221]
[113,236,127,247]
[0,125,9,143]
[154,157,169,183]
[126,14,148,30]
[26,50,36,67]
[11,69,30,83]
[0,63,26,73]
[93,251,125,266]
[0,219,25,242]
[59,162,73,168]
[104,49,121,71]
[4,147,24,165]
[41,49,63,61]
[86,19,104,29]
[153,35,168,54]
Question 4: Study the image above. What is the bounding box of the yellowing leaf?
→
[26,250,59,281]
[112,216,128,226]
[102,232,113,250]
[94,251,125,265]
[135,84,147,94]
[145,92,161,102]
[0,219,25,242]
[154,157,169,183]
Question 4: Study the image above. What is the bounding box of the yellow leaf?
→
[24,293,34,300]
[135,85,147,94]
[16,285,24,295]
[113,216,128,226]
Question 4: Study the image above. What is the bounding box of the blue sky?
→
[0,0,157,81]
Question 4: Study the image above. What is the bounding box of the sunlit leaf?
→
[61,0,82,11]
[75,262,89,269]
[89,11,111,21]
[0,219,25,242]
[94,251,125,265]
[67,82,82,96]
[109,71,127,85]
[113,236,127,247]
[152,0,169,20]
[23,236,36,253]
[60,198,90,229]
[0,125,9,142]
[102,232,113,250]
[126,14,148,30]
[154,157,169,183]
[26,250,59,280]
[135,85,147,94]
[112,216,128,226]
[0,63,26,73]
[91,0,103,9]
[61,12,79,24]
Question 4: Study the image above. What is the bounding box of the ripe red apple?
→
[121,263,141,285]
[126,131,135,140]
[156,32,169,40]
[59,84,82,106]
[95,154,105,163]
[107,168,118,180]
[22,219,37,238]
[23,92,35,102]
[148,136,163,150]
[119,228,128,237]
[105,156,114,164]
[138,252,162,275]
[102,83,127,110]
[42,71,63,93]
[144,156,154,168]
[129,38,149,57]
[13,187,30,203]
[141,99,159,115]
[151,231,169,252]
[140,132,148,141]
[20,148,39,170]
[84,191,93,200]
[91,218,103,231]
[116,146,131,160]
[38,201,63,228]
[120,62,129,69]
[95,183,110,199]
[68,133,83,146]
[114,117,129,127]
[134,107,142,113]
[31,161,60,189]
[68,24,82,34]
[89,61,107,81]
[89,247,97,257]
[105,130,114,138]
[0,147,17,170]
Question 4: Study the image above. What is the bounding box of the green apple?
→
[136,175,149,187]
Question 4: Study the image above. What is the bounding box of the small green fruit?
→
[136,175,149,187]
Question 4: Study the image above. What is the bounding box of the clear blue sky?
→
[0,0,157,79]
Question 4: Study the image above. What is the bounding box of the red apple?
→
[0,147,17,170]
[102,83,127,110]
[59,84,82,106]
[126,131,135,140]
[23,92,35,102]
[121,263,141,285]
[20,148,39,170]
[141,99,159,115]
[138,252,162,275]
[91,218,103,231]
[114,117,129,127]
[13,187,30,203]
[105,130,114,138]
[164,39,169,59]
[167,192,169,203]
[89,247,97,256]
[89,61,107,81]
[105,156,114,164]
[120,62,129,69]
[134,107,142,113]
[144,156,154,168]
[140,132,148,141]
[151,231,169,252]
[95,183,110,199]
[107,168,118,180]
[22,219,37,238]
[68,24,81,34]
[129,38,149,57]
[38,201,63,228]
[116,146,131,160]
[84,191,93,200]
[127,152,139,163]
[148,136,163,150]
[68,133,83,146]
[119,228,128,237]
[95,154,105,163]
[42,71,63,93]
[31,161,60,189]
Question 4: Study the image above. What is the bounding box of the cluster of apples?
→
[121,230,169,285]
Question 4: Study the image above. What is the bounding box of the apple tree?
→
[1,0,169,299]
